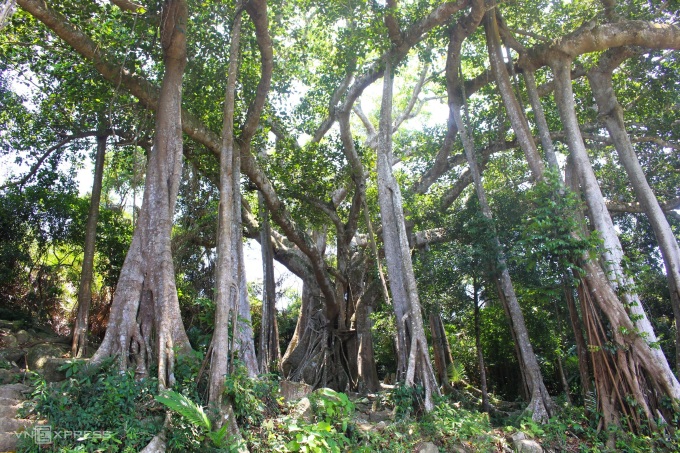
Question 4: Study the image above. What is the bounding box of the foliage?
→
[223,361,282,428]
[19,357,161,452]
[155,389,233,450]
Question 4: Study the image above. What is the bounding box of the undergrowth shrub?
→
[19,357,161,452]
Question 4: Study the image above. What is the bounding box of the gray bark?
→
[376,56,438,411]
[588,54,680,376]
[209,0,242,409]
[550,55,680,411]
[91,1,191,388]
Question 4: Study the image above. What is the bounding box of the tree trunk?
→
[564,278,592,401]
[551,55,680,432]
[258,193,281,374]
[91,1,191,388]
[451,99,553,422]
[376,56,439,411]
[429,311,454,393]
[72,133,107,358]
[209,1,242,411]
[588,56,680,376]
[550,55,678,387]
[484,11,545,181]
[354,290,380,392]
[473,279,490,413]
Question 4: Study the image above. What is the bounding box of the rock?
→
[514,440,543,453]
[375,421,387,431]
[369,409,392,422]
[26,343,66,372]
[511,432,543,453]
[511,432,527,442]
[414,441,439,452]
[40,357,69,382]
[0,384,31,400]
[14,330,30,344]
[0,369,17,385]
[1,334,18,348]
[292,397,314,423]
[0,398,21,418]
[0,347,26,364]
[0,432,20,453]
[280,380,313,402]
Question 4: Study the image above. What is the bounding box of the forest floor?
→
[0,319,674,452]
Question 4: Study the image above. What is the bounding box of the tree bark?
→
[550,55,677,381]
[588,53,680,376]
[429,311,454,393]
[376,56,438,411]
[72,133,107,358]
[91,1,191,388]
[258,193,281,374]
[473,279,490,413]
[450,87,552,420]
[551,55,680,431]
[209,0,243,410]
[484,11,545,181]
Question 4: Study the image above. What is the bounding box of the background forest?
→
[0,0,679,451]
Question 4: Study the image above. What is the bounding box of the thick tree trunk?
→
[550,56,678,384]
[589,57,680,376]
[258,194,281,374]
[354,290,380,392]
[72,133,107,358]
[451,100,553,422]
[91,1,191,388]
[551,56,680,432]
[376,57,439,411]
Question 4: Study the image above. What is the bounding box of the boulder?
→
[414,442,439,453]
[511,432,543,453]
[0,384,31,400]
[0,347,27,364]
[40,357,69,382]
[0,334,18,348]
[0,369,17,385]
[14,330,30,345]
[291,397,314,423]
[280,380,313,402]
[26,343,66,372]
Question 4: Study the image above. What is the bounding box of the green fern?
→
[155,390,211,432]
[447,361,467,385]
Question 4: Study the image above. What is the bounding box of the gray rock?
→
[0,432,20,453]
[292,397,314,423]
[280,380,313,402]
[514,440,543,453]
[0,369,17,385]
[369,409,392,422]
[39,358,69,382]
[511,432,543,453]
[0,347,26,364]
[0,384,31,400]
[414,441,439,453]
[26,343,66,372]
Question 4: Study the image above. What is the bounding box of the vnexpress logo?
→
[33,425,52,445]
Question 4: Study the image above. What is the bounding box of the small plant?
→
[223,360,281,427]
[389,383,424,419]
[155,389,232,449]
